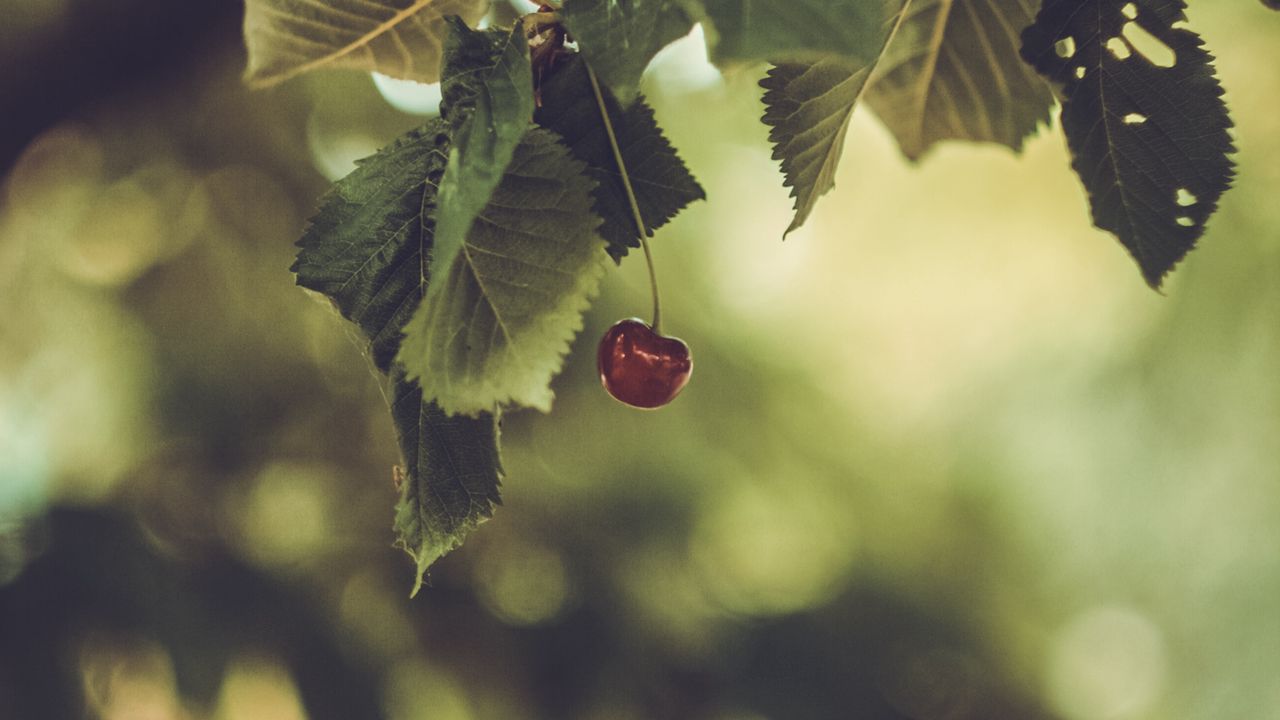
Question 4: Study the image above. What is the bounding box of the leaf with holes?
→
[1020,0,1235,287]
[391,368,502,597]
[243,0,488,87]
[865,0,1053,160]
[397,128,606,415]
[560,0,694,104]
[535,54,705,261]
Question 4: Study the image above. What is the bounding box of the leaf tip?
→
[407,567,426,598]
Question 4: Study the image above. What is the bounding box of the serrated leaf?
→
[433,19,537,313]
[699,0,902,65]
[865,0,1053,160]
[1021,0,1235,287]
[398,128,606,415]
[391,368,502,597]
[292,119,504,591]
[294,117,504,589]
[535,55,705,261]
[757,1,906,236]
[560,0,694,104]
[243,0,488,88]
[293,119,451,371]
[760,60,875,237]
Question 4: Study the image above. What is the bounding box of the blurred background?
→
[2,1,1279,718]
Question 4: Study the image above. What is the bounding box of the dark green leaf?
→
[434,18,537,306]
[293,120,450,372]
[391,368,502,597]
[560,0,695,104]
[1021,0,1235,287]
[865,0,1053,160]
[398,128,606,415]
[699,0,903,65]
[535,54,705,261]
[293,118,504,591]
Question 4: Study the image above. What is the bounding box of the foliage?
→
[534,54,704,260]
[864,0,1052,161]
[1020,0,1235,287]
[248,0,1247,590]
[243,0,488,87]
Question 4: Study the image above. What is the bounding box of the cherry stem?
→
[585,62,661,333]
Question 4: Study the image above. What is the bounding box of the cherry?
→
[597,318,692,408]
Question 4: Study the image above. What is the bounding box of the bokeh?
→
[3,2,1279,719]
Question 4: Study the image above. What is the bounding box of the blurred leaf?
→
[560,0,694,103]
[243,0,488,87]
[760,59,875,237]
[391,369,502,597]
[865,0,1052,160]
[1020,0,1235,287]
[398,129,605,415]
[293,120,450,372]
[535,55,705,261]
[699,0,905,65]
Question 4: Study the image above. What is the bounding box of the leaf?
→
[760,60,875,237]
[698,0,903,65]
[391,368,502,597]
[397,128,606,415]
[243,0,488,88]
[433,19,536,318]
[864,0,1053,160]
[293,119,451,372]
[535,55,705,261]
[756,1,907,236]
[293,119,503,591]
[560,0,695,104]
[1020,0,1235,287]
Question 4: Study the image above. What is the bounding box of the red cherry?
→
[597,318,692,408]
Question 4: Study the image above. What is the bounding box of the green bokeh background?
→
[2,2,1279,719]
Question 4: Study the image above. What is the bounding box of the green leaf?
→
[535,55,705,261]
[391,368,502,597]
[243,0,488,88]
[756,1,907,236]
[760,60,875,237]
[398,128,606,415]
[293,119,451,372]
[560,0,695,103]
[1020,0,1235,287]
[292,118,505,591]
[864,0,1053,160]
[699,0,903,65]
[432,19,537,327]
